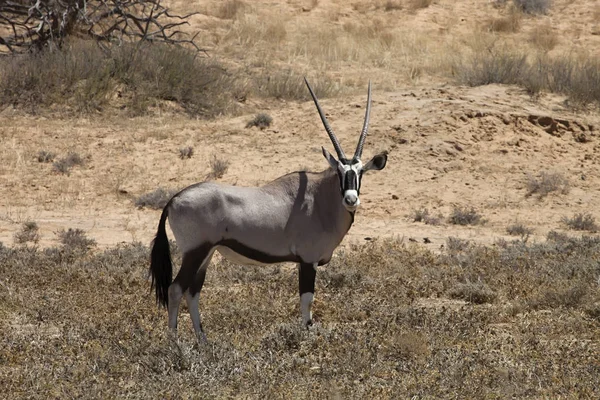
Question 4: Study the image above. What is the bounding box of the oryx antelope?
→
[149,78,387,339]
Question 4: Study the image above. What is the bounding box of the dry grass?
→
[513,0,552,15]
[526,171,569,198]
[561,212,599,232]
[410,208,443,225]
[487,6,522,33]
[207,155,230,180]
[135,188,178,210]
[246,113,273,130]
[449,206,483,225]
[0,41,241,117]
[528,23,559,52]
[1,236,599,397]
[178,146,194,160]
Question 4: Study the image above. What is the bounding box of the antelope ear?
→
[322,147,339,169]
[363,152,387,172]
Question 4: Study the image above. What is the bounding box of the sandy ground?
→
[1,83,599,251]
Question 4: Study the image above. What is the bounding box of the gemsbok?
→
[150,78,387,339]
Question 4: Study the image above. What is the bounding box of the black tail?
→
[150,205,172,308]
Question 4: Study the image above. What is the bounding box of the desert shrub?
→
[487,7,521,33]
[179,146,194,160]
[525,171,569,198]
[506,222,534,237]
[448,206,483,226]
[207,155,229,180]
[528,24,558,52]
[527,284,587,311]
[561,213,598,232]
[246,113,273,130]
[214,0,246,19]
[37,150,56,163]
[57,228,96,253]
[448,281,496,304]
[256,70,339,101]
[14,221,40,245]
[0,41,240,117]
[513,0,552,15]
[411,208,443,225]
[135,187,178,209]
[455,48,527,87]
[409,0,433,10]
[52,152,85,175]
[445,237,472,253]
[382,1,403,11]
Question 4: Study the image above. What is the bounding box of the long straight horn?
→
[353,80,372,160]
[304,77,346,160]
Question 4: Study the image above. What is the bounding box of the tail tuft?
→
[150,206,172,308]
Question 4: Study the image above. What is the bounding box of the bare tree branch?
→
[0,0,204,54]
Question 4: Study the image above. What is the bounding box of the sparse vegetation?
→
[56,228,96,253]
[246,113,273,130]
[256,70,338,101]
[448,280,497,304]
[214,0,247,19]
[455,48,527,87]
[506,222,534,238]
[2,235,600,398]
[52,152,84,175]
[411,208,443,225]
[135,187,178,210]
[37,150,56,163]
[513,0,552,15]
[528,24,558,52]
[526,171,569,198]
[487,7,521,33]
[561,212,598,232]
[449,206,483,225]
[0,41,240,117]
[13,221,40,245]
[207,155,230,180]
[179,146,194,160]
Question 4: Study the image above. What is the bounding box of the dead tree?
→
[0,0,202,54]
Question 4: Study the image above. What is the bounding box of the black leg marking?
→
[298,263,316,295]
[173,243,213,294]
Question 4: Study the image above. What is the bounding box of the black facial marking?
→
[218,239,303,264]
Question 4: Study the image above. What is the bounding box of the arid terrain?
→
[1,0,600,398]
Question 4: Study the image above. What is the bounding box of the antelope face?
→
[305,77,388,212]
[323,151,388,212]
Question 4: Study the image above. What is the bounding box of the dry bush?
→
[57,228,96,253]
[207,155,229,180]
[525,171,569,198]
[256,70,338,101]
[0,41,240,117]
[179,146,194,160]
[214,0,247,19]
[411,208,443,225]
[13,221,40,245]
[561,213,598,232]
[449,206,483,226]
[382,0,403,11]
[448,281,496,304]
[506,222,533,238]
[454,48,527,87]
[135,188,178,209]
[513,0,552,15]
[409,0,434,11]
[52,152,85,175]
[246,113,273,130]
[37,150,56,163]
[528,24,558,52]
[487,7,521,33]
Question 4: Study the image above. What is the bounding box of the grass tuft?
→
[448,206,483,226]
[526,171,569,198]
[135,187,178,209]
[14,221,40,245]
[207,155,230,180]
[57,228,96,253]
[448,281,497,304]
[37,150,56,163]
[179,146,194,160]
[246,113,273,130]
[561,213,598,232]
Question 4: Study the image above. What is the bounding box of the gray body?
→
[169,169,352,264]
[149,78,387,339]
